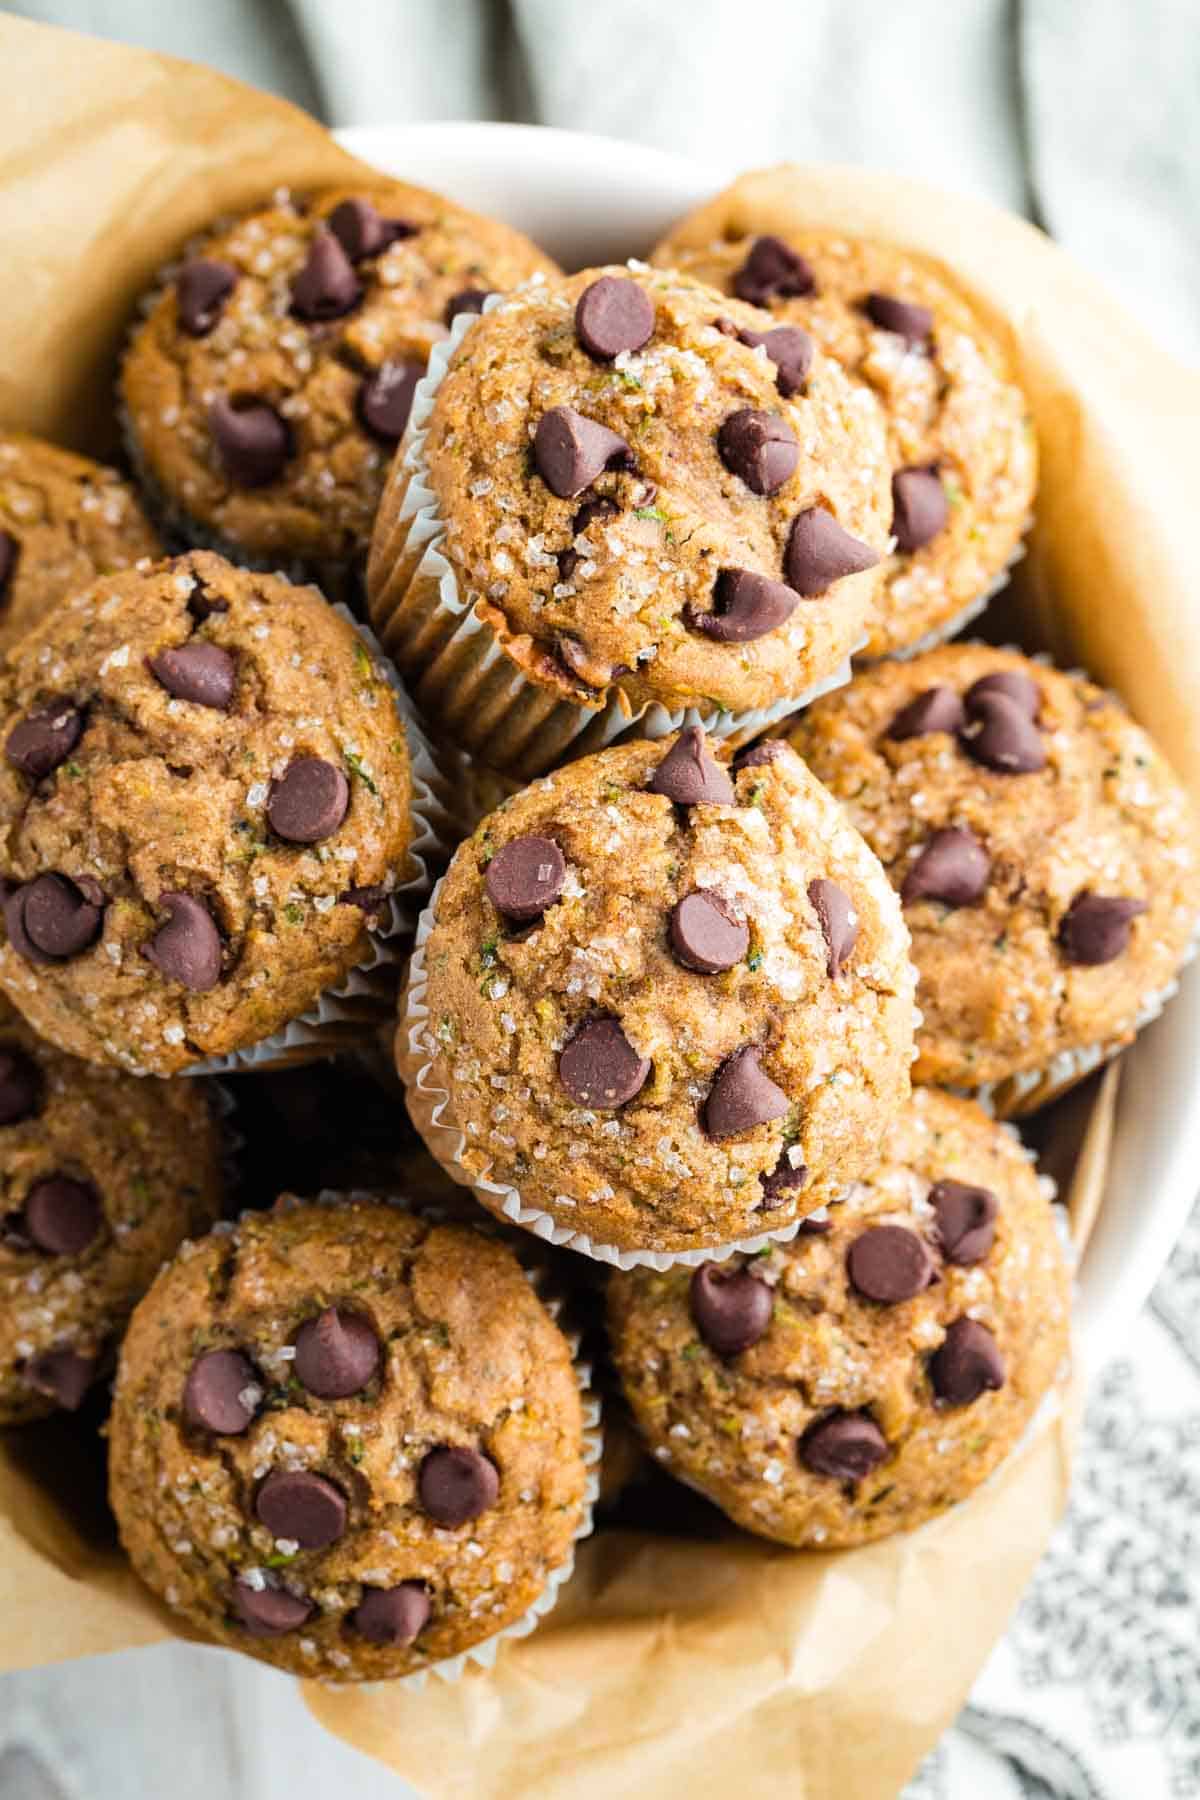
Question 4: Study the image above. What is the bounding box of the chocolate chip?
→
[965,670,1041,718]
[669,890,749,974]
[733,235,815,306]
[23,1176,101,1256]
[351,1582,431,1647]
[559,1016,650,1108]
[807,878,858,978]
[290,230,362,321]
[0,531,18,599]
[187,581,229,624]
[533,407,633,499]
[359,360,423,442]
[901,827,990,907]
[340,883,390,917]
[575,275,655,360]
[847,1225,935,1303]
[930,1180,998,1265]
[142,893,222,991]
[648,728,735,807]
[418,1446,499,1526]
[176,259,237,336]
[960,692,1046,774]
[892,467,949,554]
[267,758,350,844]
[148,642,236,709]
[785,506,881,596]
[686,568,798,643]
[183,1348,261,1434]
[799,1410,889,1482]
[256,1470,347,1548]
[6,874,103,963]
[704,1045,787,1140]
[886,685,965,740]
[559,495,619,581]
[444,287,495,327]
[208,396,291,488]
[0,1048,40,1126]
[26,1347,98,1411]
[689,1263,773,1356]
[293,1308,380,1399]
[733,737,788,772]
[5,700,84,780]
[758,1148,808,1210]
[485,835,566,922]
[233,1579,313,1637]
[717,408,799,496]
[1057,891,1148,966]
[737,325,814,397]
[327,198,413,262]
[930,1317,1005,1406]
[863,292,934,346]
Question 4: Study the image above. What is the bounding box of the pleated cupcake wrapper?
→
[366,301,862,781]
[397,881,811,1272]
[184,613,454,1077]
[860,522,1031,666]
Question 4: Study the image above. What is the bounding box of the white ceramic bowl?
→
[338,120,1200,1370]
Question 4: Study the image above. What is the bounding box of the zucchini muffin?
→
[0,996,222,1425]
[0,430,160,647]
[652,210,1035,660]
[108,1198,593,1681]
[120,183,557,580]
[0,551,424,1075]
[608,1087,1070,1548]
[367,263,891,776]
[783,643,1200,1112]
[399,729,916,1261]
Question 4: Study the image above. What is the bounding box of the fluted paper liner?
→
[0,26,1197,1800]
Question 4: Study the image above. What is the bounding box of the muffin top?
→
[0,996,222,1425]
[108,1199,589,1680]
[0,430,161,648]
[651,229,1036,658]
[607,1086,1070,1549]
[120,184,558,567]
[0,551,416,1075]
[784,643,1200,1091]
[406,730,915,1256]
[397,264,891,719]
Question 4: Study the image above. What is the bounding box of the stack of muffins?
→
[0,164,1196,1689]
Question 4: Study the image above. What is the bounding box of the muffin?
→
[0,430,160,647]
[108,1197,596,1681]
[782,643,1200,1112]
[0,551,436,1076]
[0,996,222,1424]
[607,1087,1070,1549]
[398,729,916,1262]
[652,192,1036,660]
[120,183,557,586]
[367,263,892,776]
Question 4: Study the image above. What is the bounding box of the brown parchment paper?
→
[0,33,1192,1798]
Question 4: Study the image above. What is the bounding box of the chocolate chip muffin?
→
[120,184,557,583]
[651,213,1036,660]
[607,1086,1069,1548]
[367,264,891,777]
[399,729,916,1262]
[0,551,428,1075]
[0,430,160,648]
[782,644,1200,1112]
[108,1198,594,1681]
[0,996,222,1425]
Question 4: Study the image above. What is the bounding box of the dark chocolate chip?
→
[886,685,965,740]
[208,396,291,488]
[256,1470,348,1548]
[669,889,749,974]
[293,1308,380,1399]
[733,737,789,772]
[737,325,814,397]
[359,360,423,442]
[807,878,858,978]
[0,1048,40,1126]
[757,1148,808,1210]
[141,893,222,992]
[351,1582,431,1647]
[689,1262,773,1356]
[184,1348,261,1434]
[26,1347,98,1411]
[234,1579,314,1637]
[418,1445,499,1527]
[328,197,414,262]
[5,700,84,780]
[444,287,495,326]
[559,496,619,580]
[847,1225,935,1303]
[485,835,566,922]
[965,670,1041,718]
[8,874,103,963]
[267,758,350,844]
[533,407,633,499]
[187,581,229,624]
[1057,891,1148,966]
[176,259,237,336]
[901,827,990,907]
[891,467,949,554]
[864,292,934,346]
[704,1045,788,1140]
[340,882,389,917]
[290,229,362,321]
[930,1179,998,1265]
[733,235,816,306]
[799,1410,889,1481]
[648,727,735,807]
[575,275,655,360]
[23,1176,102,1256]
[0,531,18,599]
[717,408,799,496]
[785,506,880,596]
[558,1016,650,1108]
[960,691,1046,774]
[686,568,798,643]
[148,642,236,709]
[929,1317,1005,1406]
